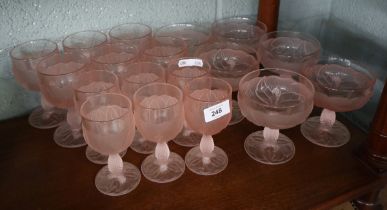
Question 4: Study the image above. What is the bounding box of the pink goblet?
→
[167,57,210,147]
[301,56,375,147]
[10,39,66,129]
[37,52,89,148]
[120,62,165,154]
[238,69,315,165]
[80,93,140,196]
[184,77,232,175]
[109,23,152,53]
[62,30,107,58]
[133,83,185,183]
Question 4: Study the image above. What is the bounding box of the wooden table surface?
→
[0,111,385,210]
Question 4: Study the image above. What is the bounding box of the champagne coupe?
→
[184,77,232,175]
[62,30,107,58]
[10,39,66,129]
[301,56,376,147]
[109,23,152,53]
[73,70,126,164]
[155,23,211,55]
[238,69,315,165]
[258,31,320,73]
[142,36,187,67]
[167,57,210,147]
[133,83,185,183]
[37,52,89,148]
[120,62,165,154]
[80,93,140,196]
[197,42,259,125]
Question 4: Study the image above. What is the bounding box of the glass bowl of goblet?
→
[120,62,165,154]
[238,68,315,165]
[37,51,89,148]
[109,23,152,53]
[301,56,376,147]
[258,31,321,73]
[167,57,210,147]
[80,93,140,196]
[62,30,107,58]
[184,77,232,175]
[133,83,185,183]
[10,39,66,129]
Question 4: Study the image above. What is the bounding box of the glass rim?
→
[73,70,118,94]
[90,42,139,65]
[143,36,187,58]
[109,23,152,41]
[37,52,89,77]
[122,62,164,85]
[184,77,232,103]
[62,30,107,50]
[10,39,58,61]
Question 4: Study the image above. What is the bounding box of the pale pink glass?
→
[37,52,89,148]
[80,93,140,196]
[119,62,165,154]
[238,68,315,165]
[167,57,210,147]
[258,31,321,73]
[73,70,126,164]
[109,23,152,53]
[184,77,232,175]
[301,56,375,147]
[62,30,107,58]
[133,83,185,183]
[10,39,66,129]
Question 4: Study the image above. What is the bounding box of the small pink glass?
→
[167,57,210,147]
[109,23,152,53]
[37,52,89,148]
[10,39,66,129]
[238,68,315,165]
[80,93,140,196]
[120,62,165,154]
[62,30,107,58]
[133,83,185,183]
[184,77,232,175]
[301,56,376,147]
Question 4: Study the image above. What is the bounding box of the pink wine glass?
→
[10,39,66,129]
[258,31,321,73]
[133,83,185,183]
[37,52,89,148]
[120,62,165,154]
[184,77,232,175]
[109,23,152,53]
[198,42,259,125]
[62,30,107,58]
[73,70,126,164]
[80,93,140,196]
[167,57,210,147]
[238,68,315,165]
[301,56,375,147]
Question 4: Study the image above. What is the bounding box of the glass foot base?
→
[54,123,86,148]
[244,130,295,165]
[185,146,228,175]
[141,152,185,183]
[301,116,350,148]
[228,100,244,126]
[86,146,127,164]
[130,130,156,154]
[173,130,202,147]
[28,106,66,129]
[95,162,141,196]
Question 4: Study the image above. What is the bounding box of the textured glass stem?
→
[67,107,82,138]
[40,94,55,119]
[155,142,170,172]
[199,135,214,164]
[183,120,193,136]
[107,154,125,184]
[263,127,279,146]
[320,108,336,128]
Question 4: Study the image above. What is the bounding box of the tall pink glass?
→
[37,52,89,148]
[109,23,152,53]
[62,30,107,58]
[10,39,66,129]
[81,93,140,196]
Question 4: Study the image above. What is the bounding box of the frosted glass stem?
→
[263,127,279,146]
[199,135,214,165]
[155,142,170,172]
[107,154,125,184]
[41,95,55,119]
[67,107,82,139]
[320,108,336,128]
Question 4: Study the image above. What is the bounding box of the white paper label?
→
[178,59,203,67]
[203,100,230,123]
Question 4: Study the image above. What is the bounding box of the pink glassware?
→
[120,62,165,154]
[184,77,232,175]
[142,36,187,67]
[258,31,321,73]
[109,23,152,53]
[80,93,140,196]
[133,83,185,183]
[37,52,89,148]
[62,30,107,58]
[10,39,66,129]
[301,56,375,147]
[166,57,210,147]
[238,68,315,165]
[73,70,126,164]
